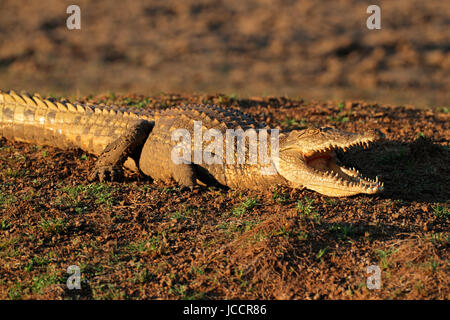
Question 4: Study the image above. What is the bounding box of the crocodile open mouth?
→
[302,141,383,194]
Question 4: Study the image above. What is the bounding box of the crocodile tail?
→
[0,90,148,155]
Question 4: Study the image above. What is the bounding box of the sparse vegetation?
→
[272,189,289,204]
[0,94,448,300]
[231,197,260,217]
[296,196,315,216]
[126,233,166,255]
[280,117,308,127]
[316,246,328,260]
[328,224,356,240]
[432,205,449,220]
[57,183,117,213]
[39,218,68,235]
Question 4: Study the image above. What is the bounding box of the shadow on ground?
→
[340,137,449,203]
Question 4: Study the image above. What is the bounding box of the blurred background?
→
[0,0,449,108]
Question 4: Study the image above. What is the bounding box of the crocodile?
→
[0,90,384,197]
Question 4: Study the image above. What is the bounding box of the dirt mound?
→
[0,94,448,299]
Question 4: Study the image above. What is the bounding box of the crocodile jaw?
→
[277,127,384,197]
[300,150,383,197]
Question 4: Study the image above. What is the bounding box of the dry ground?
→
[0,0,449,107]
[0,94,448,299]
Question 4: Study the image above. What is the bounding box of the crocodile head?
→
[275,127,384,197]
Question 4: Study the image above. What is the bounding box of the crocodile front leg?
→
[89,120,153,182]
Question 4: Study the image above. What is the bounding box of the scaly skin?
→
[0,90,384,197]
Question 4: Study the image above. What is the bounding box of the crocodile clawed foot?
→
[180,185,196,193]
[89,165,123,182]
